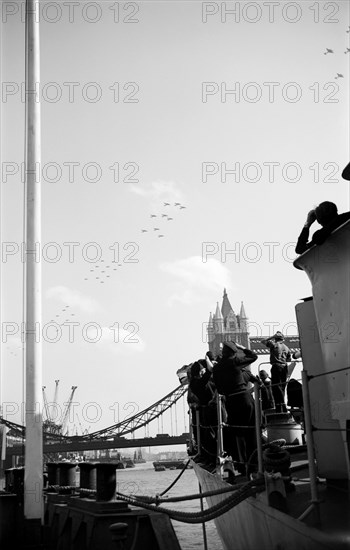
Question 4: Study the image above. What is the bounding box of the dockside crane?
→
[52,379,59,409]
[61,386,78,436]
[42,386,51,423]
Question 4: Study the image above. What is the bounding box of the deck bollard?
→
[46,463,59,488]
[78,463,97,497]
[109,523,128,550]
[95,463,117,502]
[57,462,76,494]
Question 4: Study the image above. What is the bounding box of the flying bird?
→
[345,48,350,54]
[153,228,160,231]
[162,214,168,217]
[174,202,181,206]
[141,229,148,233]
[158,235,164,238]
[150,214,157,218]
[324,48,334,54]
[164,202,170,206]
[167,217,173,221]
[335,73,344,79]
[180,206,186,209]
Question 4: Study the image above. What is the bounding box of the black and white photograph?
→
[0,1,349,548]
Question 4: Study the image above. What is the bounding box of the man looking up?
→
[295,201,350,255]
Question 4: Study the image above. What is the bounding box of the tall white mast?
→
[24,0,43,522]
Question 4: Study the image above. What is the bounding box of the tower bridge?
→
[1,384,189,458]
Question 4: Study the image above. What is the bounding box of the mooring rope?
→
[126,478,256,504]
[158,459,191,496]
[114,477,265,524]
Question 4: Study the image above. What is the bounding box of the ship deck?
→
[285,464,350,543]
[193,458,350,550]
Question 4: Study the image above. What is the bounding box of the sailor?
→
[258,369,275,418]
[185,363,200,454]
[213,341,258,475]
[295,201,350,255]
[261,332,291,413]
[189,360,217,470]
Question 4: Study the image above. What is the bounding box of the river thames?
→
[114,462,223,550]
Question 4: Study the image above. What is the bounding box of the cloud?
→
[129,180,184,211]
[98,325,146,355]
[46,286,100,313]
[160,256,233,305]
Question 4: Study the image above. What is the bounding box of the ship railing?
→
[189,369,322,521]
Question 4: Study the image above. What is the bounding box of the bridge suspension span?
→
[0,385,188,444]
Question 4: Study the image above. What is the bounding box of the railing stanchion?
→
[216,394,224,475]
[195,408,201,456]
[301,369,320,521]
[254,382,264,475]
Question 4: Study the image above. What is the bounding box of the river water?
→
[114,462,224,550]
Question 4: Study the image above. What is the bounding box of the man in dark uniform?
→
[295,201,350,255]
[189,359,217,469]
[213,342,259,474]
[261,332,291,413]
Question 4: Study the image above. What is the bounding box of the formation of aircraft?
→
[139,201,187,238]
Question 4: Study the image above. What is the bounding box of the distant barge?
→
[152,460,187,471]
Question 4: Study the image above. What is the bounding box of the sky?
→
[0,0,349,437]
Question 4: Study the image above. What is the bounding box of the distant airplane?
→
[324,48,334,54]
[180,206,186,209]
[174,202,181,206]
[150,214,157,218]
[167,217,173,221]
[345,48,350,54]
[164,202,170,206]
[153,228,160,231]
[141,229,148,232]
[335,73,344,79]
[158,235,164,238]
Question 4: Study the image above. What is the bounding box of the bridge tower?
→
[207,289,250,357]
